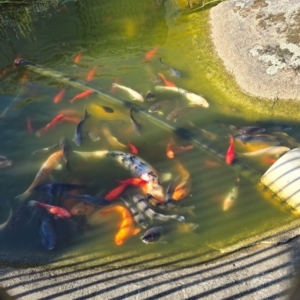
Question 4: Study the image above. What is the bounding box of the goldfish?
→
[128,142,138,154]
[53,88,65,103]
[86,65,97,81]
[223,177,240,211]
[117,178,148,186]
[100,206,140,245]
[172,180,191,201]
[225,136,235,165]
[73,109,90,146]
[28,201,71,218]
[111,83,144,102]
[166,143,194,159]
[73,52,82,63]
[26,117,33,134]
[36,114,64,136]
[157,73,176,87]
[102,125,127,149]
[159,57,182,77]
[70,90,93,103]
[15,150,63,201]
[73,150,164,201]
[155,86,209,107]
[104,184,127,201]
[144,46,158,61]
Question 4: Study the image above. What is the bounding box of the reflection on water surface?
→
[0,0,298,267]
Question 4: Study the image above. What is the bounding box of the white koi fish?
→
[242,146,290,157]
[111,83,144,102]
[73,150,164,201]
[155,86,209,107]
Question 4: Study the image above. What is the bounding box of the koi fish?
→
[73,150,164,201]
[121,197,148,228]
[100,206,140,245]
[242,146,290,157]
[28,201,71,218]
[33,182,86,197]
[66,193,111,206]
[26,117,33,134]
[157,73,176,87]
[70,90,93,104]
[111,83,144,102]
[130,106,142,136]
[172,180,191,201]
[53,88,65,103]
[16,150,63,201]
[159,57,182,77]
[155,86,209,107]
[166,142,194,159]
[73,109,90,146]
[36,114,64,136]
[146,91,156,101]
[59,136,71,170]
[144,46,158,61]
[117,178,148,186]
[225,136,235,165]
[128,142,138,154]
[73,52,82,63]
[223,177,240,211]
[31,143,58,156]
[148,100,172,115]
[104,184,127,201]
[86,65,97,81]
[102,125,127,149]
[39,216,56,250]
[132,194,185,222]
[234,134,279,145]
[263,156,277,164]
[166,106,197,122]
[142,222,199,244]
[229,125,265,135]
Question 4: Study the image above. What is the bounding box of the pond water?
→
[0,0,298,268]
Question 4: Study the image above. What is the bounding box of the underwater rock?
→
[210,0,300,100]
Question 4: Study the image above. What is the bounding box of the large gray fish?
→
[121,197,148,228]
[159,57,182,77]
[234,134,279,145]
[65,193,111,206]
[166,106,196,122]
[73,109,90,146]
[130,106,142,136]
[33,182,86,197]
[39,216,56,250]
[73,150,164,201]
[132,194,184,222]
[59,136,71,169]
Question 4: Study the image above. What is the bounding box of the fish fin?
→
[133,228,141,235]
[55,164,62,170]
[178,222,199,233]
[84,109,91,120]
[15,190,31,201]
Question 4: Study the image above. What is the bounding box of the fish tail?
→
[84,109,91,120]
[73,150,109,159]
[185,205,196,216]
[179,222,199,232]
[15,189,31,201]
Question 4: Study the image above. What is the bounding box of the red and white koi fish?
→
[28,201,71,218]
[36,114,64,136]
[225,136,235,165]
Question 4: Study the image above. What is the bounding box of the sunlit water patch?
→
[0,0,298,268]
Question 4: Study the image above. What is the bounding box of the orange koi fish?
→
[28,201,71,218]
[73,52,82,63]
[144,46,158,61]
[16,150,63,201]
[225,136,235,164]
[116,178,148,186]
[53,88,66,103]
[172,180,191,201]
[100,206,140,245]
[26,117,33,134]
[158,73,176,87]
[36,114,64,136]
[104,184,127,201]
[70,90,93,103]
[166,143,194,159]
[62,116,81,124]
[86,65,97,81]
[128,142,138,155]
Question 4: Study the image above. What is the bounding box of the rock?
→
[210,0,300,100]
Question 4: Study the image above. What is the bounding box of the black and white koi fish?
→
[159,57,182,78]
[74,109,90,146]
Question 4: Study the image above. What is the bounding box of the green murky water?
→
[0,0,298,268]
